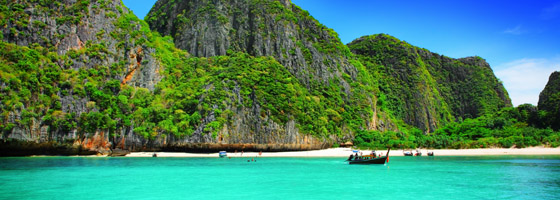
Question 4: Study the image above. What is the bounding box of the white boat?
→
[219,151,227,158]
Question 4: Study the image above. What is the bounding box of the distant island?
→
[0,0,559,156]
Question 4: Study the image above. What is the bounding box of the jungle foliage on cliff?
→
[1,0,558,152]
[0,0,188,140]
[538,71,560,131]
[1,0,379,149]
[353,104,560,149]
[348,34,559,149]
[348,34,512,132]
[145,0,386,138]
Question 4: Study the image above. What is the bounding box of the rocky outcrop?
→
[0,0,512,155]
[538,71,560,130]
[348,34,512,132]
[0,0,162,154]
[1,0,162,90]
[0,140,97,156]
[118,79,332,152]
[2,0,365,155]
[144,0,391,147]
[146,0,357,92]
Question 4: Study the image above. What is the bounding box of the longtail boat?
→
[347,148,390,165]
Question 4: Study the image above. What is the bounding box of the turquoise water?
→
[1,156,559,200]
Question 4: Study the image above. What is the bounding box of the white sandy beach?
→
[126,147,560,157]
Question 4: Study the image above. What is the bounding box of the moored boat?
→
[347,148,390,165]
[403,150,413,156]
[219,151,227,158]
[110,148,130,157]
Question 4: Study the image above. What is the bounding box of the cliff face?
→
[348,34,512,132]
[0,0,514,155]
[145,0,365,94]
[0,0,165,154]
[144,0,394,145]
[1,0,161,89]
[1,0,397,155]
[538,71,560,130]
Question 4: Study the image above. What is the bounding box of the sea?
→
[0,155,559,200]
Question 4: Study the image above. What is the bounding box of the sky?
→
[122,0,560,106]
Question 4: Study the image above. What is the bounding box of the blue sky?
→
[122,0,560,106]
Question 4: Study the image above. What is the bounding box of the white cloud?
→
[541,3,560,20]
[503,25,526,35]
[495,57,560,106]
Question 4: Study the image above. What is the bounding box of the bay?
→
[0,156,559,200]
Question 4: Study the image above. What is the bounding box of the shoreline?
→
[125,147,560,158]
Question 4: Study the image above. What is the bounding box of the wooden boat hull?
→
[347,148,390,165]
[348,156,388,164]
[110,148,130,157]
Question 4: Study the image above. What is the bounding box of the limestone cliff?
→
[348,34,512,132]
[0,0,164,155]
[145,0,393,146]
[538,71,560,130]
[146,0,355,90]
[0,0,514,155]
[1,0,391,155]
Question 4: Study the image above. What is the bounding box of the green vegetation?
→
[353,104,560,149]
[0,0,178,140]
[1,1,558,151]
[0,0,376,143]
[145,0,380,138]
[538,71,560,130]
[0,39,130,138]
[348,34,511,132]
[349,34,559,149]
